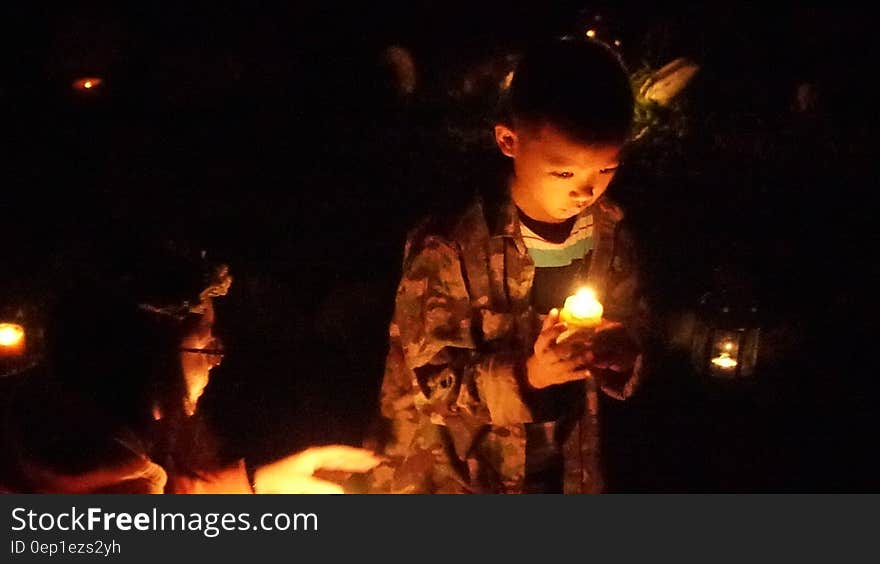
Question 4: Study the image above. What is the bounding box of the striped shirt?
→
[518,209,594,314]
[518,209,596,492]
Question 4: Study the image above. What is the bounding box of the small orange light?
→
[73,77,103,92]
[586,29,597,39]
[0,323,25,357]
[614,39,622,47]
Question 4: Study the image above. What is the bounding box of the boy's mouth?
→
[562,203,589,215]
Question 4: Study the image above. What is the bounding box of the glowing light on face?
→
[501,70,514,90]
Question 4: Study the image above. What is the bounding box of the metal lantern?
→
[690,291,761,380]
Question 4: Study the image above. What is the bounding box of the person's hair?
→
[507,38,635,144]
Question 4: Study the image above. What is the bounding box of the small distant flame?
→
[73,77,103,92]
[585,29,597,39]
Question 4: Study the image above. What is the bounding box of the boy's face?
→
[495,122,623,223]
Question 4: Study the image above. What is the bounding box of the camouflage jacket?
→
[373,191,645,493]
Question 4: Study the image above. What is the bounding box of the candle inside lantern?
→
[710,340,738,370]
[710,353,738,369]
[0,323,25,357]
[560,287,604,328]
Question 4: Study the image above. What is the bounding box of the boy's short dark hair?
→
[508,39,634,145]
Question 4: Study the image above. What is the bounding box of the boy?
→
[373,38,645,493]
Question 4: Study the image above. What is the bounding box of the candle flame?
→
[724,342,734,351]
[0,323,25,347]
[586,29,597,39]
[565,287,603,320]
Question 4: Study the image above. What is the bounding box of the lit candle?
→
[0,323,25,358]
[710,340,738,370]
[557,287,604,344]
[560,287,604,328]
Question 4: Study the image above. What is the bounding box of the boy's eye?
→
[599,166,619,174]
[551,171,574,179]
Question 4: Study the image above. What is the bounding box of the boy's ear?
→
[494,124,518,158]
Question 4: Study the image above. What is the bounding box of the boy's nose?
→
[570,185,594,202]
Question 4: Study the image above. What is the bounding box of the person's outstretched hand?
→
[253,446,382,494]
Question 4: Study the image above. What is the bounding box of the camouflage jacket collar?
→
[487,194,526,249]
[482,186,608,253]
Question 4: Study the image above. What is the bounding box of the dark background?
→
[2,2,875,491]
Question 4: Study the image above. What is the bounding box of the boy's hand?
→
[526,308,594,389]
[556,319,640,373]
[583,321,640,374]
